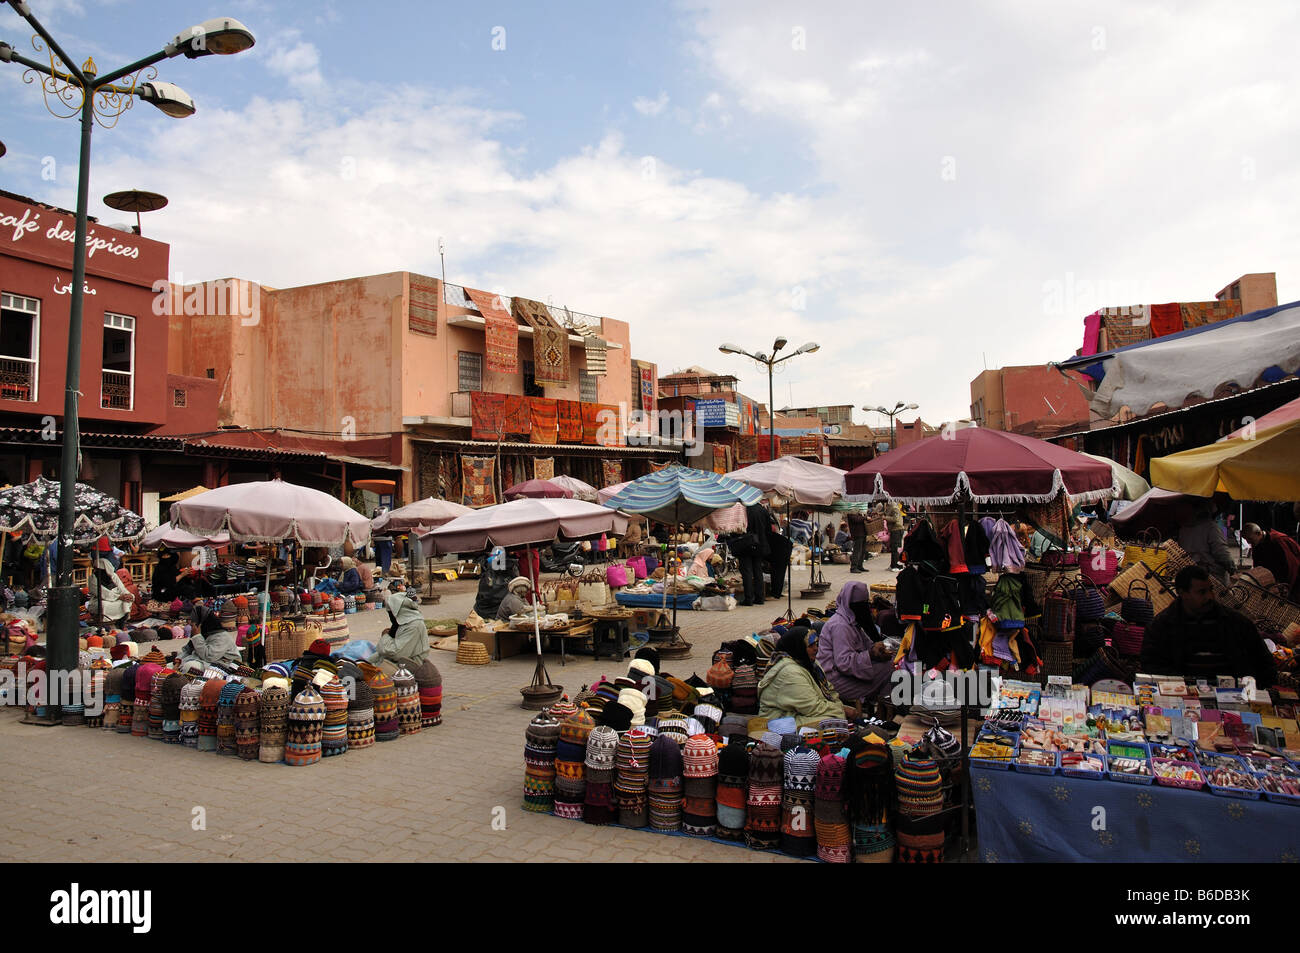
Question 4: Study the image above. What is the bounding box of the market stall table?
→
[971,764,1300,862]
[506,618,595,665]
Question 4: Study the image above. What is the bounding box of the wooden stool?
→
[592,618,630,661]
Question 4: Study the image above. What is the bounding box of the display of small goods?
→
[972,672,1300,800]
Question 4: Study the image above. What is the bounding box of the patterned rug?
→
[512,297,569,384]
[467,288,518,373]
[460,456,498,507]
[533,457,555,480]
[558,400,583,442]
[530,397,558,444]
[602,460,623,486]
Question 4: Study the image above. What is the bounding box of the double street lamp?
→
[1,1,254,718]
[865,401,918,451]
[719,337,819,460]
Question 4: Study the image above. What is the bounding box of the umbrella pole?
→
[784,501,793,622]
[259,551,272,657]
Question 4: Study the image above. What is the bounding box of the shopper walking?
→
[846,509,868,573]
[886,500,906,571]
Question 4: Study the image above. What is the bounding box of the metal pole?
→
[44,80,98,722]
[768,358,775,461]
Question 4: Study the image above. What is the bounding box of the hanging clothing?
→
[963,519,990,574]
[902,518,945,568]
[986,519,1026,573]
[939,519,968,574]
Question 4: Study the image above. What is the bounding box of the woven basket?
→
[1023,566,1081,606]
[267,621,311,661]
[1109,561,1175,615]
[1073,646,1133,686]
[1041,583,1077,643]
[456,641,490,665]
[1112,621,1146,656]
[1042,639,1075,678]
[1072,578,1106,622]
[1080,547,1120,586]
[1121,580,1155,626]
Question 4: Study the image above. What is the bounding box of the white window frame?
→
[102,311,135,411]
[0,292,40,402]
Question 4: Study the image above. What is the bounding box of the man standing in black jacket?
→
[1140,566,1277,687]
[736,501,771,606]
[846,509,868,573]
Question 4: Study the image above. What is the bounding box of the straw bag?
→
[1112,620,1146,656]
[1122,529,1167,572]
[1072,578,1106,622]
[606,564,629,588]
[1073,646,1133,686]
[1080,547,1120,586]
[1121,581,1154,626]
[1042,581,1077,643]
[267,620,311,660]
[1023,566,1081,606]
[456,641,490,665]
[579,581,610,604]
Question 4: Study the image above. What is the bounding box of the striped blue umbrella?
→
[601,464,762,525]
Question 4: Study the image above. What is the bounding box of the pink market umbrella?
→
[504,479,572,500]
[844,427,1115,505]
[170,479,372,640]
[598,481,631,505]
[372,497,472,534]
[142,521,231,549]
[548,475,598,502]
[1110,487,1206,539]
[729,457,847,507]
[422,498,628,706]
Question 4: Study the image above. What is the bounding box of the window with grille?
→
[458,351,483,392]
[522,360,543,398]
[580,371,598,403]
[630,367,642,410]
[0,292,39,402]
[102,312,135,410]
[173,388,187,408]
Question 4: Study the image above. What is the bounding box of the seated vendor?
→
[496,576,534,622]
[834,522,852,548]
[151,549,181,602]
[758,627,855,727]
[378,581,429,666]
[181,605,241,670]
[1140,565,1277,687]
[337,556,364,594]
[815,580,894,709]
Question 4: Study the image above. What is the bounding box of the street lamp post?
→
[1,3,254,720]
[719,337,820,460]
[864,401,919,452]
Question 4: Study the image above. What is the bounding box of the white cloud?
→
[633,91,670,116]
[262,32,324,91]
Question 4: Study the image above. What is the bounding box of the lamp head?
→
[718,343,743,355]
[773,336,788,353]
[905,402,919,410]
[797,341,819,354]
[138,81,196,118]
[166,17,256,58]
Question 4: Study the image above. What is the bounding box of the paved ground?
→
[0,555,901,863]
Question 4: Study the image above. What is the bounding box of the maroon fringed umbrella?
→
[844,427,1115,505]
[503,479,572,500]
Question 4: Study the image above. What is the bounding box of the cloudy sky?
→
[3,0,1298,424]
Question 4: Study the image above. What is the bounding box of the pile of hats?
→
[258,683,290,762]
[893,752,945,863]
[715,743,749,841]
[744,742,783,850]
[647,734,683,831]
[781,745,820,857]
[845,733,896,864]
[347,678,375,750]
[358,662,399,742]
[681,735,719,835]
[159,672,186,743]
[197,678,224,751]
[393,666,421,736]
[523,713,561,813]
[216,681,244,754]
[554,706,594,820]
[814,751,851,863]
[583,725,619,825]
[614,728,653,827]
[318,676,349,757]
[234,686,261,760]
[285,684,326,766]
[413,660,443,728]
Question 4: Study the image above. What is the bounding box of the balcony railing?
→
[441,281,604,330]
[0,356,36,402]
[101,369,132,410]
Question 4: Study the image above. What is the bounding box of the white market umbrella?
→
[142,521,231,549]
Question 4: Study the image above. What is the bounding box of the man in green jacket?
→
[759,628,856,728]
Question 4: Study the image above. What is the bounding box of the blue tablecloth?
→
[971,766,1300,862]
[614,592,699,609]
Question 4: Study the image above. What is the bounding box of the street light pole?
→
[865,401,918,452]
[719,337,819,462]
[2,3,254,720]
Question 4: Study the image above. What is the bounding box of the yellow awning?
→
[160,485,211,502]
[1149,420,1300,501]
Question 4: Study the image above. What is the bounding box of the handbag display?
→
[1121,581,1155,627]
[1122,529,1168,573]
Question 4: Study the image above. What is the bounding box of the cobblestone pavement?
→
[0,556,899,863]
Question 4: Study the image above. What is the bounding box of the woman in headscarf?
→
[337,556,364,594]
[378,582,429,666]
[496,576,534,621]
[815,580,894,709]
[87,554,133,625]
[758,627,853,727]
[180,604,241,669]
[151,549,181,602]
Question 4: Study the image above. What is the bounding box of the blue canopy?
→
[601,464,762,525]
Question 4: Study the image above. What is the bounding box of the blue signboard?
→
[694,399,728,427]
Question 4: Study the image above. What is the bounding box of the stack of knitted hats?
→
[346,678,375,750]
[392,666,421,736]
[197,678,225,751]
[318,677,349,757]
[116,662,137,733]
[781,745,821,857]
[217,681,243,754]
[103,666,124,732]
[614,727,652,827]
[692,701,722,735]
[814,751,851,863]
[744,742,783,849]
[523,712,561,813]
[648,733,684,831]
[159,672,186,743]
[84,664,106,728]
[359,663,399,742]
[616,687,648,728]
[258,684,290,763]
[894,752,945,863]
[817,717,853,749]
[133,658,161,737]
[219,601,238,630]
[651,676,674,717]
[705,658,734,710]
[234,686,261,760]
[413,659,442,728]
[147,668,171,740]
[654,712,690,747]
[554,707,595,820]
[715,742,749,840]
[599,701,632,732]
[681,735,719,836]
[731,664,759,715]
[179,679,203,747]
[285,684,326,766]
[846,733,896,863]
[582,725,619,825]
